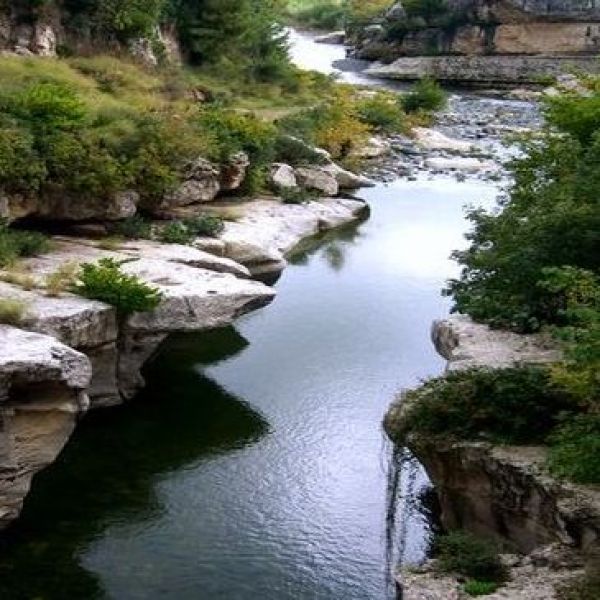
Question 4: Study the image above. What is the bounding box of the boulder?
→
[220,151,250,192]
[295,167,339,196]
[321,164,376,189]
[0,325,91,528]
[314,31,346,45]
[413,127,473,153]
[386,2,406,22]
[270,163,298,189]
[354,136,391,159]
[158,158,220,210]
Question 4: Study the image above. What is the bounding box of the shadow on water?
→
[0,327,270,600]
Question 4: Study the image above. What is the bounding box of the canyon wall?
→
[355,1,600,83]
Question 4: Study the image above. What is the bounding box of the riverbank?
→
[0,193,368,529]
[384,318,600,598]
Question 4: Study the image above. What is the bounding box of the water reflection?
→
[0,328,269,600]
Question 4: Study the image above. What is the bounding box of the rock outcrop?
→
[0,194,367,529]
[384,316,599,595]
[354,0,600,84]
[0,326,92,528]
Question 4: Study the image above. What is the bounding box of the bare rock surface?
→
[218,198,368,275]
[432,315,561,370]
[0,326,91,528]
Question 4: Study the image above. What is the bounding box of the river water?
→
[0,33,500,600]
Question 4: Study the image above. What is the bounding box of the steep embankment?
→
[384,318,600,597]
[353,0,600,84]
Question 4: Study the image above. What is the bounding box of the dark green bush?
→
[547,414,600,484]
[0,222,51,267]
[274,134,328,167]
[183,215,225,238]
[75,258,162,315]
[400,78,447,113]
[279,187,313,204]
[398,366,576,444]
[435,531,507,583]
[356,94,407,134]
[112,215,152,240]
[156,221,194,245]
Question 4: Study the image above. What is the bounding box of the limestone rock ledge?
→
[0,326,92,528]
[384,316,600,596]
[0,196,366,529]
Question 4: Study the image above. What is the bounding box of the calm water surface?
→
[0,36,499,600]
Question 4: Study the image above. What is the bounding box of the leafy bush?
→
[112,216,152,240]
[397,366,576,444]
[463,580,499,596]
[279,187,313,204]
[547,414,600,484]
[0,223,50,267]
[356,93,407,134]
[156,221,194,245]
[75,258,162,315]
[435,531,507,583]
[446,85,600,333]
[401,78,447,113]
[183,215,225,238]
[0,298,27,325]
[287,1,346,30]
[274,135,328,166]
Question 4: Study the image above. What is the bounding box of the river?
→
[0,32,500,600]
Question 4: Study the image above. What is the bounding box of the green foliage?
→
[198,108,277,192]
[75,258,162,315]
[112,216,153,240]
[401,78,447,114]
[286,1,346,30]
[0,222,50,267]
[547,414,600,484]
[157,221,194,245]
[274,134,328,166]
[435,531,507,583]
[0,298,27,325]
[279,187,313,204]
[463,580,499,596]
[447,85,600,333]
[397,366,576,445]
[183,214,225,238]
[356,93,407,134]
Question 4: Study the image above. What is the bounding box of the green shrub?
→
[435,531,507,583]
[112,216,152,240]
[75,258,162,316]
[183,215,225,238]
[0,224,51,267]
[547,414,600,484]
[463,580,499,596]
[279,187,313,204]
[397,366,576,444]
[401,78,447,113]
[156,221,194,245]
[356,94,407,134]
[274,134,328,166]
[287,1,347,30]
[0,298,27,325]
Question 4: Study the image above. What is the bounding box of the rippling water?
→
[0,35,499,600]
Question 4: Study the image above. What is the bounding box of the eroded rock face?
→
[384,317,599,560]
[0,326,91,528]
[295,167,339,196]
[220,152,250,192]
